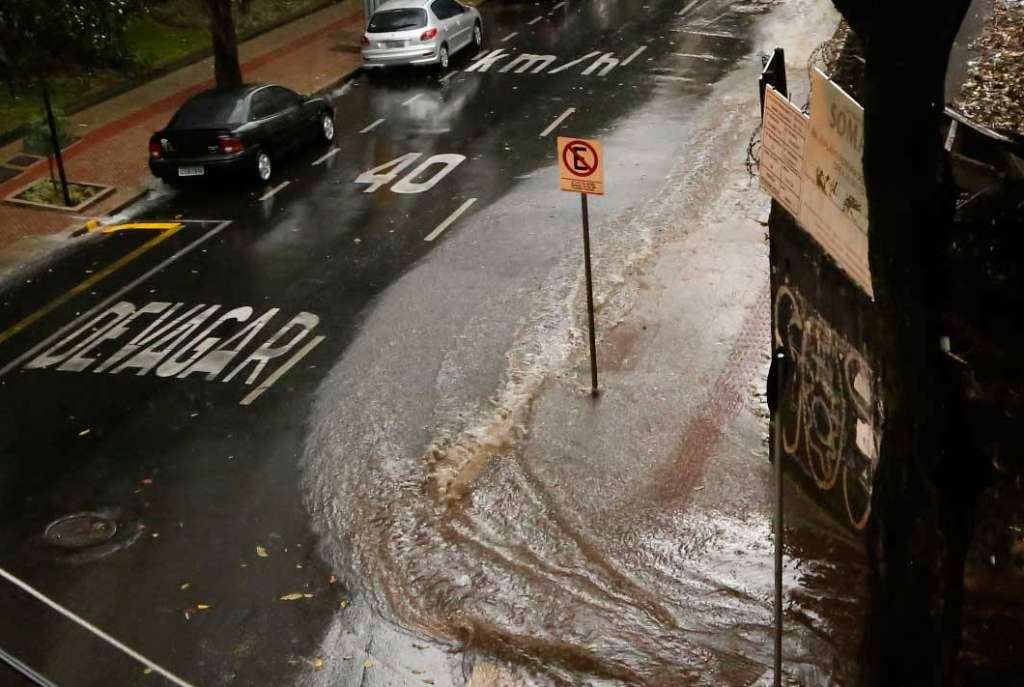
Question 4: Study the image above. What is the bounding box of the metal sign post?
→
[766,346,789,687]
[580,193,598,394]
[558,136,605,396]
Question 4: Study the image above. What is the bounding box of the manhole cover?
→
[44,513,118,549]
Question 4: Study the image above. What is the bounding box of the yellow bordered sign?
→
[558,136,604,195]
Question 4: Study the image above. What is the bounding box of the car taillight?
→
[421,28,438,40]
[149,140,162,159]
[361,34,370,46]
[218,134,244,154]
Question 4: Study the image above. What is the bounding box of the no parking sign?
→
[557,137,604,195]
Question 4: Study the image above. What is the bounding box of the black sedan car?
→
[149,84,334,185]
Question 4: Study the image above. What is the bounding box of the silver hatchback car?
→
[361,0,483,70]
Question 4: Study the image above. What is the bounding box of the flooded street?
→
[301,0,865,683]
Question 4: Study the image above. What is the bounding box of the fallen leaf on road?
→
[141,478,153,485]
[256,546,268,558]
[342,656,352,661]
[196,604,211,610]
[279,593,314,601]
[78,429,91,436]
[339,598,349,609]
[180,583,190,590]
[313,658,324,671]
[329,574,337,584]
[363,659,374,669]
[143,667,152,675]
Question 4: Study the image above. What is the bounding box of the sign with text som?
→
[800,68,872,297]
[558,137,604,195]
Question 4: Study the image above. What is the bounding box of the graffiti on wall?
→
[773,284,881,529]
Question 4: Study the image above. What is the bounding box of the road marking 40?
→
[355,153,466,194]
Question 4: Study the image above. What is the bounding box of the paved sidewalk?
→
[0,1,365,254]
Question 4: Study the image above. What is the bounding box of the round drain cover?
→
[44,513,118,549]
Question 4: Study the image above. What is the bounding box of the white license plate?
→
[383,40,407,48]
[177,165,205,177]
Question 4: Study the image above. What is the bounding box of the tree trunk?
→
[827,2,972,686]
[204,0,242,88]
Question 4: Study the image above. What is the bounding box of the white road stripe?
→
[0,221,232,378]
[359,118,385,133]
[673,28,737,38]
[501,31,518,42]
[552,1,566,9]
[527,16,543,25]
[0,566,198,687]
[258,180,290,201]
[621,46,647,65]
[239,335,326,405]
[539,107,576,137]
[439,70,459,83]
[548,51,601,74]
[402,93,423,106]
[313,148,340,165]
[678,0,708,16]
[425,198,477,242]
[673,52,724,61]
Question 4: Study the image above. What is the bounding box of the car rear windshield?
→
[168,92,248,129]
[368,8,428,32]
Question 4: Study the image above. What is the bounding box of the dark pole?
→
[42,82,72,207]
[766,346,789,687]
[580,193,598,396]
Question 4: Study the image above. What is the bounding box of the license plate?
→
[383,40,407,48]
[177,165,204,177]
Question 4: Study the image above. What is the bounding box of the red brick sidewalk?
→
[0,2,365,254]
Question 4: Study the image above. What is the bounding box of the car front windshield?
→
[368,9,428,32]
[169,93,248,129]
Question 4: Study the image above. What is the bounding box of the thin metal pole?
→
[580,193,598,395]
[41,82,72,207]
[773,371,784,687]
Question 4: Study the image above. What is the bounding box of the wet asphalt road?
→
[0,0,785,684]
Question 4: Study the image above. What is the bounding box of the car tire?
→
[320,111,335,146]
[256,150,273,183]
[438,44,450,71]
[472,22,483,49]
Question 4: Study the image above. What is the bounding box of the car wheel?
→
[473,23,482,49]
[256,151,273,182]
[438,44,450,70]
[320,112,335,145]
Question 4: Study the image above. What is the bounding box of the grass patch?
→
[0,0,338,139]
[11,178,106,208]
[126,14,211,70]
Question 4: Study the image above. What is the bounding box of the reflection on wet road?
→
[0,0,856,684]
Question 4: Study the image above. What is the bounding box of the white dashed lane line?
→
[552,1,566,9]
[539,107,576,137]
[258,181,290,201]
[359,118,385,133]
[313,148,340,165]
[501,31,519,42]
[527,16,543,25]
[424,198,478,242]
[439,70,459,83]
[402,93,423,106]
